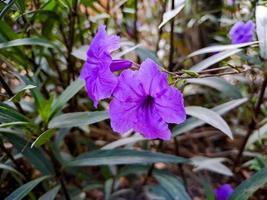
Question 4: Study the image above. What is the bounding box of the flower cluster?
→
[80,25,186,140]
[229,20,254,44]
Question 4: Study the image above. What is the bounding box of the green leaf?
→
[0,103,31,123]
[135,47,162,66]
[187,77,242,99]
[229,167,267,200]
[14,0,26,13]
[188,41,258,57]
[48,111,109,129]
[31,129,55,148]
[191,156,233,176]
[246,123,267,148]
[190,49,242,72]
[0,163,23,177]
[8,85,36,103]
[0,0,16,20]
[158,2,185,29]
[65,149,189,167]
[38,185,61,200]
[0,129,54,175]
[154,172,191,200]
[200,176,215,200]
[5,176,50,200]
[50,79,84,118]
[173,98,247,137]
[185,106,233,139]
[38,95,54,124]
[0,38,58,50]
[101,135,145,150]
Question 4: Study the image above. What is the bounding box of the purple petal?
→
[134,105,171,140]
[88,25,120,58]
[137,59,169,96]
[110,59,132,72]
[244,20,255,32]
[85,67,118,107]
[80,52,111,79]
[109,98,137,134]
[154,86,186,124]
[214,184,234,200]
[113,69,143,102]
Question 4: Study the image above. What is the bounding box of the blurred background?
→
[0,0,266,199]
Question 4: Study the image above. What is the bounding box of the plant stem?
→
[134,0,138,44]
[233,72,267,170]
[168,0,175,71]
[0,140,28,179]
[143,141,163,185]
[174,137,188,191]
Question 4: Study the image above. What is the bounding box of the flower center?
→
[142,95,154,109]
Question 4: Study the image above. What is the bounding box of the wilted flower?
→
[256,5,267,60]
[214,184,234,200]
[80,25,132,107]
[109,59,186,140]
[229,20,254,44]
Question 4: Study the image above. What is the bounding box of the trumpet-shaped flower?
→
[214,184,233,200]
[229,20,254,44]
[80,25,132,107]
[109,59,186,140]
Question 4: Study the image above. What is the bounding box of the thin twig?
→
[168,0,175,71]
[143,141,163,185]
[233,72,267,170]
[174,138,188,191]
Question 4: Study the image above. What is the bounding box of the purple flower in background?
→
[229,20,254,44]
[226,0,234,6]
[109,59,186,140]
[80,25,132,107]
[215,184,234,200]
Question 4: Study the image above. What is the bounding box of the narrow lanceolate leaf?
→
[8,85,36,103]
[5,176,50,200]
[71,45,87,61]
[38,185,61,200]
[185,106,233,139]
[158,2,185,29]
[31,129,54,148]
[191,157,233,176]
[154,172,191,200]
[246,123,267,148]
[0,38,57,49]
[101,135,145,150]
[190,49,242,72]
[66,149,189,167]
[0,129,54,175]
[188,41,258,57]
[187,77,242,99]
[50,79,84,118]
[48,111,109,129]
[0,163,23,177]
[173,98,247,137]
[229,167,267,200]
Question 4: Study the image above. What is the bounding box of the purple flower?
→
[214,184,234,200]
[229,20,254,44]
[80,25,132,107]
[109,59,186,140]
[226,0,234,6]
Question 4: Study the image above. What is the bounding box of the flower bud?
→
[256,5,267,59]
